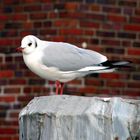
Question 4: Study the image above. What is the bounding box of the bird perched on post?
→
[17,35,131,95]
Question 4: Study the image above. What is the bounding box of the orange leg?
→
[55,81,64,95]
[55,81,60,95]
[60,83,64,95]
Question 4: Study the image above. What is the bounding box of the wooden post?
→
[19,95,140,140]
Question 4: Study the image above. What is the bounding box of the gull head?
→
[18,35,38,54]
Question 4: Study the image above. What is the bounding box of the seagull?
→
[17,35,131,95]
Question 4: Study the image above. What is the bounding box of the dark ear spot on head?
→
[35,41,37,48]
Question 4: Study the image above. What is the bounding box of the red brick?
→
[0,128,17,135]
[124,24,140,32]
[43,21,52,27]
[23,22,33,28]
[96,88,110,95]
[130,16,140,23]
[70,12,85,19]
[0,71,14,78]
[24,87,32,94]
[24,70,37,77]
[123,8,133,15]
[0,136,11,140]
[9,79,26,85]
[106,47,125,54]
[20,31,34,36]
[0,39,13,46]
[40,29,57,35]
[12,136,19,140]
[14,5,24,12]
[117,32,136,39]
[54,19,78,27]
[0,96,16,102]
[119,0,137,7]
[123,90,140,96]
[0,56,4,63]
[11,14,27,21]
[0,15,8,21]
[127,82,140,88]
[14,56,23,62]
[103,6,121,14]
[48,11,58,18]
[84,30,95,36]
[80,21,100,29]
[13,38,20,46]
[122,40,132,47]
[76,37,90,44]
[42,3,53,11]
[5,56,13,63]
[90,4,101,12]
[132,74,140,81]
[60,11,85,19]
[5,22,22,29]
[108,14,127,22]
[97,31,115,37]
[100,73,129,79]
[88,45,104,53]
[135,9,140,15]
[54,3,65,10]
[24,5,41,11]
[24,0,37,3]
[0,104,10,110]
[79,86,96,93]
[0,24,4,30]
[17,95,33,102]
[30,13,46,20]
[4,87,20,94]
[51,36,65,42]
[90,38,99,45]
[4,30,18,37]
[34,22,42,28]
[65,2,78,11]
[106,81,126,87]
[101,39,121,46]
[133,42,140,48]
[9,111,19,118]
[0,120,18,126]
[68,79,82,85]
[60,29,83,35]
[86,13,105,21]
[78,4,88,11]
[0,79,7,86]
[127,48,140,56]
[4,0,19,4]
[102,23,122,30]
[32,86,44,93]
[85,79,103,86]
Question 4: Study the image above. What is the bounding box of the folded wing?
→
[42,42,107,71]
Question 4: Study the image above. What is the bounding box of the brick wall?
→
[0,0,140,139]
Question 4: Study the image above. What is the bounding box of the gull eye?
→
[28,43,32,46]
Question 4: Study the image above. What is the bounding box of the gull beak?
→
[16,47,24,52]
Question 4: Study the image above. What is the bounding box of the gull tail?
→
[78,60,131,74]
[101,60,132,68]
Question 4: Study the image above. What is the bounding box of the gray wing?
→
[42,42,107,71]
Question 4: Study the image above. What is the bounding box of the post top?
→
[19,95,140,118]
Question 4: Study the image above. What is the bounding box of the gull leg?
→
[60,83,64,95]
[55,81,60,95]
